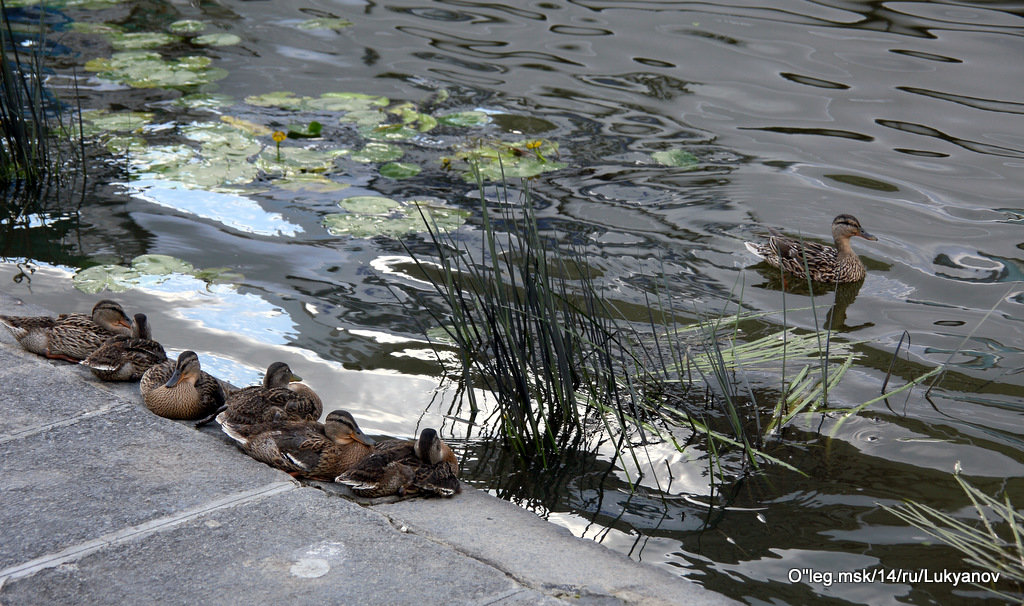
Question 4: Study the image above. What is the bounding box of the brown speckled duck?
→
[220,410,375,480]
[81,313,167,381]
[336,428,460,498]
[744,214,877,283]
[211,361,323,427]
[140,350,226,420]
[0,299,132,362]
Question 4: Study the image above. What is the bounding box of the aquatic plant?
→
[882,464,1024,602]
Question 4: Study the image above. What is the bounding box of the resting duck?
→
[336,428,460,498]
[220,410,375,481]
[81,313,167,381]
[140,350,226,420]
[744,214,877,283]
[0,299,132,362]
[204,361,323,427]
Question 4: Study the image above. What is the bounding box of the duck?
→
[0,299,133,362]
[336,428,460,498]
[744,214,877,283]
[80,313,167,381]
[140,350,226,420]
[206,361,322,427]
[219,409,376,480]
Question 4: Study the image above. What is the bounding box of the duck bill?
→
[350,431,376,447]
[858,230,878,241]
[164,365,184,388]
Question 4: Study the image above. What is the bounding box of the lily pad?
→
[169,20,206,34]
[72,264,139,294]
[175,93,235,109]
[312,92,389,112]
[69,22,122,35]
[80,109,155,136]
[652,149,699,168]
[104,135,148,154]
[323,197,467,238]
[338,196,400,214]
[297,18,353,31]
[349,142,404,163]
[287,121,323,138]
[85,51,228,89]
[220,115,272,136]
[379,162,421,179]
[453,139,566,181]
[437,111,491,127]
[245,91,309,110]
[256,146,348,175]
[131,254,195,275]
[274,175,350,193]
[194,33,242,47]
[109,32,179,50]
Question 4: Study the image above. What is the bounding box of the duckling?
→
[336,428,460,498]
[81,313,167,381]
[220,410,376,480]
[140,350,226,420]
[0,299,132,362]
[744,214,877,283]
[211,362,323,427]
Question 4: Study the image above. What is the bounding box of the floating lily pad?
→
[357,103,437,141]
[274,175,350,192]
[245,91,308,110]
[104,135,148,154]
[109,32,179,50]
[652,149,699,168]
[69,22,122,35]
[490,114,556,134]
[169,20,206,34]
[287,121,323,138]
[256,146,348,175]
[323,197,467,238]
[380,162,421,179]
[131,254,195,275]
[126,143,196,175]
[297,18,353,31]
[311,92,389,112]
[220,115,272,136]
[349,142,404,163]
[73,264,139,294]
[437,111,491,127]
[85,51,228,89]
[338,196,400,214]
[453,139,566,181]
[80,109,155,136]
[194,33,242,46]
[175,93,234,109]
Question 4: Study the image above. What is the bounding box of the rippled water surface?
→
[3,1,1023,604]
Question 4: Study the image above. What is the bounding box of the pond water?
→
[3,1,1023,604]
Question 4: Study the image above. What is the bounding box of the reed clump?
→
[406,171,858,476]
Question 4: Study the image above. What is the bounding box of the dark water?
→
[3,1,1023,604]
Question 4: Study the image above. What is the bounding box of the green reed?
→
[1,3,84,196]
[882,464,1024,602]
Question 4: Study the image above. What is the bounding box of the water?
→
[3,1,1023,603]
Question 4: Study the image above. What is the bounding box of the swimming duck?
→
[81,313,167,381]
[744,214,877,283]
[210,361,323,427]
[140,350,226,420]
[336,428,460,498]
[0,299,133,362]
[220,410,376,480]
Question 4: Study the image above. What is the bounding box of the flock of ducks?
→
[0,214,877,497]
[0,302,460,499]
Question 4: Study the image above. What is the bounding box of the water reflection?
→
[5,0,1024,602]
